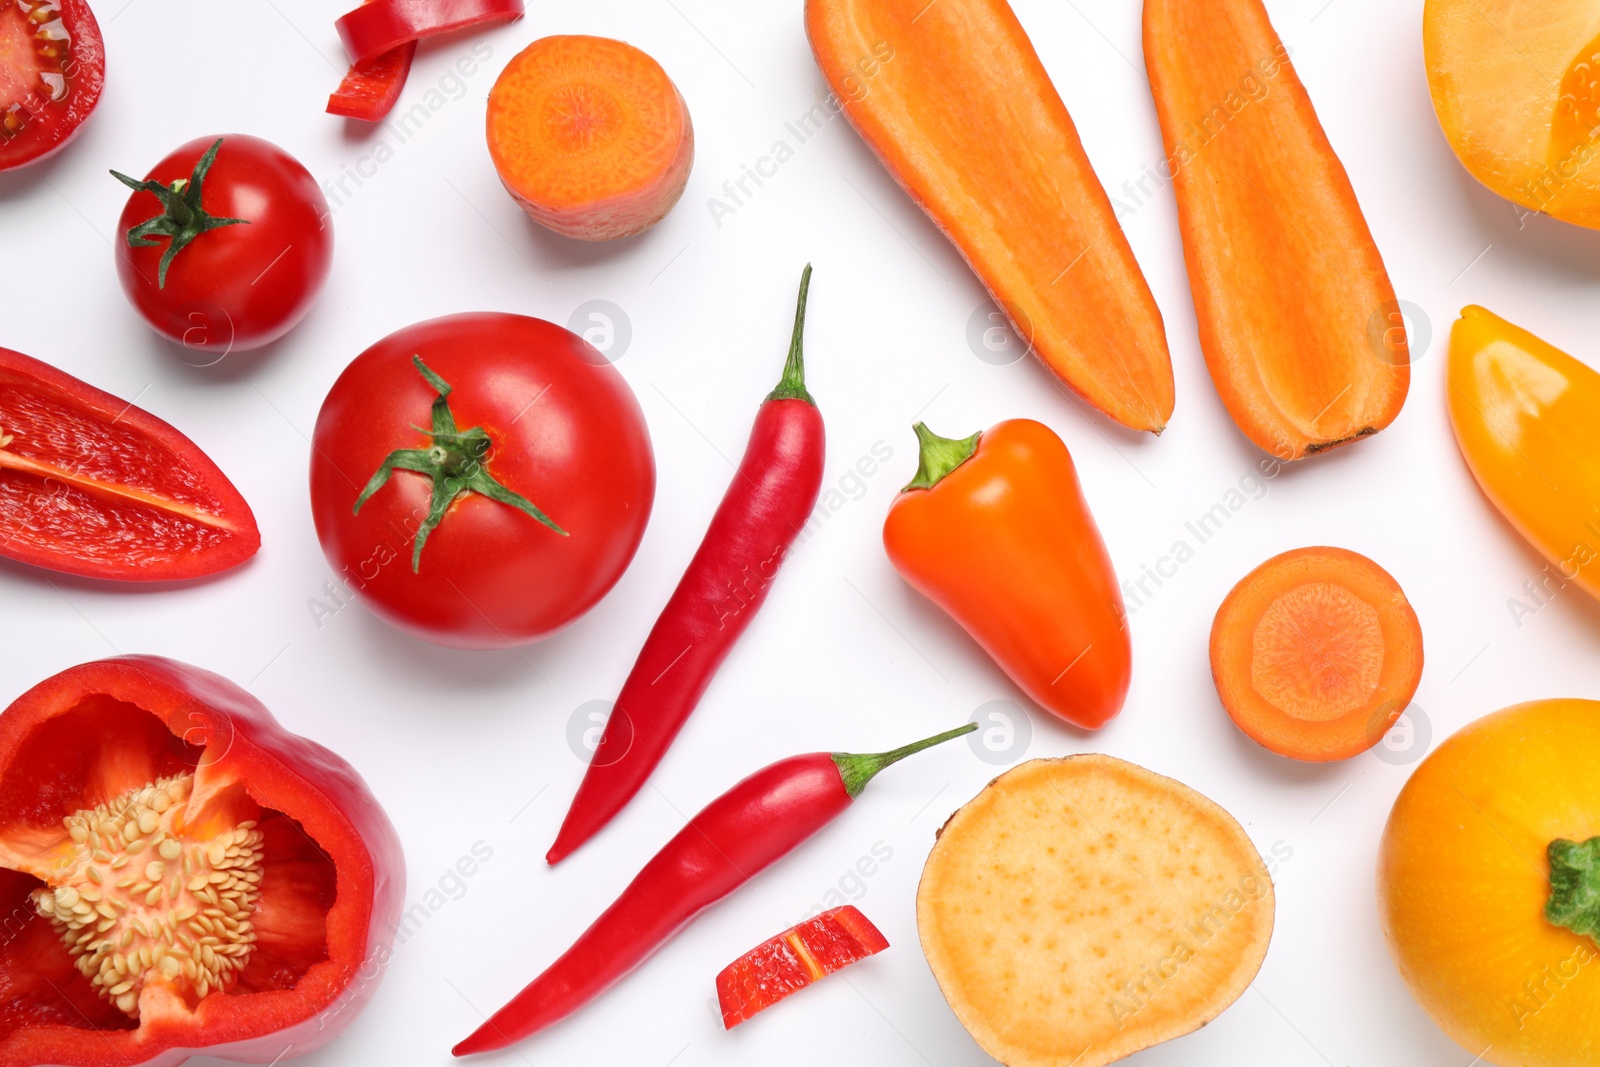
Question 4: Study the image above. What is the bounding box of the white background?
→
[3,0,1599,1064]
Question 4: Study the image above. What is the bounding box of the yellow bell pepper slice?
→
[1447,305,1600,600]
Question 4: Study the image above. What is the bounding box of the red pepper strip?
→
[452,723,973,1056]
[716,905,889,1028]
[0,657,405,1067]
[0,345,260,581]
[547,266,827,865]
[335,0,524,65]
[327,40,416,121]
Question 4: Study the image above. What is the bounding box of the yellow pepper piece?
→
[1447,305,1600,600]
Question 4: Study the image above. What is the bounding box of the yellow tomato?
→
[1378,699,1600,1067]
[1447,306,1600,602]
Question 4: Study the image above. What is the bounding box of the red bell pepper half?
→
[716,906,889,1028]
[0,346,260,581]
[0,657,404,1067]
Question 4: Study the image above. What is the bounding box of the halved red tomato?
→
[0,0,104,171]
[0,346,260,581]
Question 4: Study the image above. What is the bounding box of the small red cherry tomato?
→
[112,135,332,357]
[0,0,104,171]
[309,313,655,649]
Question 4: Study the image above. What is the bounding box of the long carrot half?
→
[805,0,1174,434]
[1143,0,1408,459]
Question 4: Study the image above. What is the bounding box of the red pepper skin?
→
[546,267,826,865]
[0,346,260,581]
[460,756,843,1055]
[716,905,889,1028]
[0,657,405,1067]
[335,0,524,64]
[327,43,415,121]
[455,723,972,1056]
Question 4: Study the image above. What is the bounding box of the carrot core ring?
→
[1210,546,1423,762]
[487,35,694,241]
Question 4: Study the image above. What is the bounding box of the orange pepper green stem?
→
[1447,306,1600,602]
[883,418,1130,731]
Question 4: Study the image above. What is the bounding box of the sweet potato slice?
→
[805,0,1174,433]
[1143,0,1408,459]
[918,756,1274,1067]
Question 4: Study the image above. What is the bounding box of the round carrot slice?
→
[1209,546,1423,762]
[487,35,694,241]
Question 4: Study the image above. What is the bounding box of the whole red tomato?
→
[0,0,104,171]
[112,135,332,358]
[310,313,655,648]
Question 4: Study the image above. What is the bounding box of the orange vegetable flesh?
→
[1144,0,1408,458]
[1551,31,1600,170]
[918,756,1274,1067]
[805,0,1174,433]
[487,35,693,241]
[1425,1,1600,228]
[1210,547,1423,762]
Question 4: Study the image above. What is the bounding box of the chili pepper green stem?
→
[832,722,977,798]
[904,422,981,491]
[767,264,815,405]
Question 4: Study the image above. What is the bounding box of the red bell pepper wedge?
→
[0,657,405,1067]
[547,266,827,865]
[716,906,889,1028]
[327,42,416,122]
[0,346,260,581]
[453,723,972,1057]
[326,0,523,122]
[335,0,524,64]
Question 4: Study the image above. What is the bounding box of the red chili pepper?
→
[546,266,827,865]
[716,905,889,1028]
[336,0,524,64]
[327,42,415,122]
[0,345,260,581]
[0,656,405,1067]
[452,722,973,1056]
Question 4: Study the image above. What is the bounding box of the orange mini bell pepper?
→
[1448,306,1600,602]
[882,419,1130,730]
